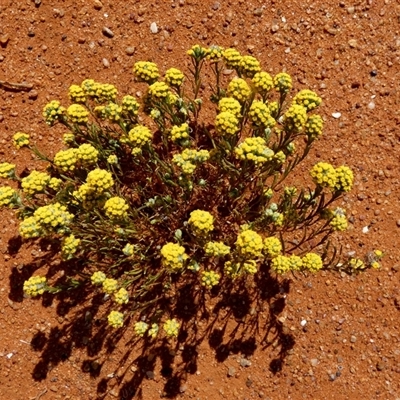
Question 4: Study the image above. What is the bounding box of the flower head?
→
[102,278,118,295]
[271,255,291,274]
[235,137,274,164]
[248,100,276,128]
[108,311,124,328]
[0,162,16,179]
[161,242,188,272]
[335,166,353,192]
[134,321,149,337]
[91,271,107,285]
[133,61,160,83]
[128,125,153,148]
[121,95,140,116]
[239,55,261,78]
[104,196,129,219]
[163,319,180,338]
[204,241,230,257]
[252,72,274,96]
[293,89,322,111]
[263,237,282,258]
[310,162,337,189]
[114,288,129,305]
[284,104,307,132]
[274,72,292,94]
[305,114,324,140]
[61,234,80,260]
[148,81,170,99]
[67,104,89,124]
[21,171,50,195]
[23,276,47,297]
[188,210,214,235]
[227,78,251,103]
[43,100,65,126]
[302,253,323,272]
[13,132,30,149]
[236,229,263,258]
[0,186,19,208]
[215,111,239,136]
[222,48,242,68]
[169,123,190,143]
[68,84,86,103]
[201,270,221,289]
[76,144,99,166]
[165,68,185,87]
[218,97,241,118]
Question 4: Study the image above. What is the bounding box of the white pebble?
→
[332,112,341,119]
[300,319,307,327]
[362,226,369,234]
[150,22,158,34]
[102,58,110,68]
[368,102,375,110]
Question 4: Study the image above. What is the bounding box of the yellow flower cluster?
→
[13,132,30,149]
[161,242,188,272]
[91,271,106,285]
[293,89,322,111]
[148,323,159,338]
[165,67,185,87]
[81,79,99,98]
[133,61,160,83]
[242,259,257,274]
[169,123,189,143]
[310,162,337,189]
[188,209,214,235]
[104,102,122,122]
[54,148,78,172]
[227,78,251,103]
[68,84,86,103]
[330,215,348,231]
[48,177,62,191]
[21,170,50,195]
[148,81,170,99]
[23,276,47,297]
[239,55,261,78]
[274,151,286,164]
[76,144,99,166]
[108,311,124,328]
[215,111,239,136]
[33,202,74,233]
[235,137,274,164]
[187,44,209,61]
[218,97,241,118]
[172,149,210,174]
[335,166,353,192]
[263,237,282,258]
[86,169,114,193]
[61,234,80,260]
[274,72,292,94]
[248,100,276,128]
[67,104,89,124]
[121,95,140,116]
[134,321,149,337]
[128,125,153,147]
[223,48,242,68]
[284,104,307,132]
[302,253,323,272]
[0,186,18,207]
[288,255,303,271]
[107,154,118,165]
[271,255,291,274]
[103,278,118,294]
[252,72,274,96]
[96,83,118,102]
[236,229,263,258]
[19,216,43,238]
[204,241,230,257]
[305,114,324,140]
[104,196,129,219]
[0,162,15,179]
[163,318,180,338]
[123,243,134,256]
[268,101,279,118]
[207,45,224,62]
[63,132,75,145]
[201,270,221,289]
[349,257,365,270]
[43,100,65,125]
[114,288,129,305]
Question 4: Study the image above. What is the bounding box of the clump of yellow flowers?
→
[2,44,376,347]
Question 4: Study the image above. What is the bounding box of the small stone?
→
[348,39,358,48]
[179,384,188,393]
[125,46,135,56]
[396,220,400,227]
[227,366,236,377]
[78,37,86,44]
[240,358,251,367]
[362,226,369,234]
[350,335,357,343]
[253,8,263,16]
[370,70,378,77]
[212,2,221,10]
[376,362,385,371]
[102,58,110,68]
[28,31,35,37]
[310,359,319,367]
[102,27,114,38]
[150,22,158,34]
[332,112,341,119]
[146,370,155,379]
[0,34,9,46]
[93,0,103,10]
[271,24,279,33]
[328,373,336,381]
[28,90,38,100]
[49,385,58,392]
[246,377,253,387]
[368,102,375,110]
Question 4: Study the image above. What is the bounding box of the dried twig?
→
[30,388,47,400]
[0,80,33,91]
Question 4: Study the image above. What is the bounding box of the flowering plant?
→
[0,45,380,340]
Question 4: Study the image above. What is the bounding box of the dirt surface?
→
[0,0,400,399]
